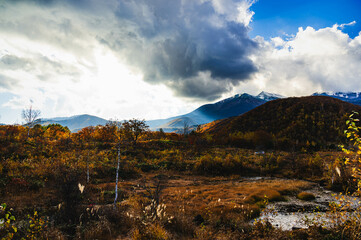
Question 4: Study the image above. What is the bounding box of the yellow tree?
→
[341,111,361,192]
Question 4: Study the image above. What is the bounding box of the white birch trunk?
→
[114,144,121,208]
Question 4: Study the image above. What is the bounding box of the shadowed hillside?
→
[147,93,269,130]
[204,96,361,150]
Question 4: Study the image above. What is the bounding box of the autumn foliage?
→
[204,96,361,150]
[0,107,360,239]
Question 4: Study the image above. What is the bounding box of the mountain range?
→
[30,91,361,132]
[312,92,361,105]
[146,91,276,132]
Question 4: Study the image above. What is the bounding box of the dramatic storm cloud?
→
[0,0,258,102]
[101,0,258,99]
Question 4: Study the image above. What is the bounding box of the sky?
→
[0,0,361,124]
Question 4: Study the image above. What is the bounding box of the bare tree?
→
[22,104,41,137]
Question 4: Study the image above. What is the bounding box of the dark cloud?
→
[10,0,56,5]
[169,74,233,101]
[100,0,259,99]
[4,0,259,100]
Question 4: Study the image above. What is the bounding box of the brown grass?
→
[3,172,316,239]
[158,176,313,223]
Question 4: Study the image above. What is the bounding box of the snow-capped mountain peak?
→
[256,91,284,101]
[313,92,361,100]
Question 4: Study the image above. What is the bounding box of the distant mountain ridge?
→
[146,91,283,131]
[40,114,107,132]
[312,92,361,106]
[29,91,361,133]
[35,92,280,132]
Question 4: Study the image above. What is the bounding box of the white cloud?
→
[340,21,357,29]
[238,24,361,97]
[210,0,255,26]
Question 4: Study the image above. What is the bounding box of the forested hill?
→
[203,96,361,150]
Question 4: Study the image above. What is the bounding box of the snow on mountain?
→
[256,91,285,101]
[312,92,361,106]
[12,91,361,133]
[313,92,361,100]
[24,91,285,132]
[147,92,279,131]
[313,92,360,98]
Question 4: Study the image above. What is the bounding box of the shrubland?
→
[0,117,360,239]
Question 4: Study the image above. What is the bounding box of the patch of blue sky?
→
[249,0,361,39]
